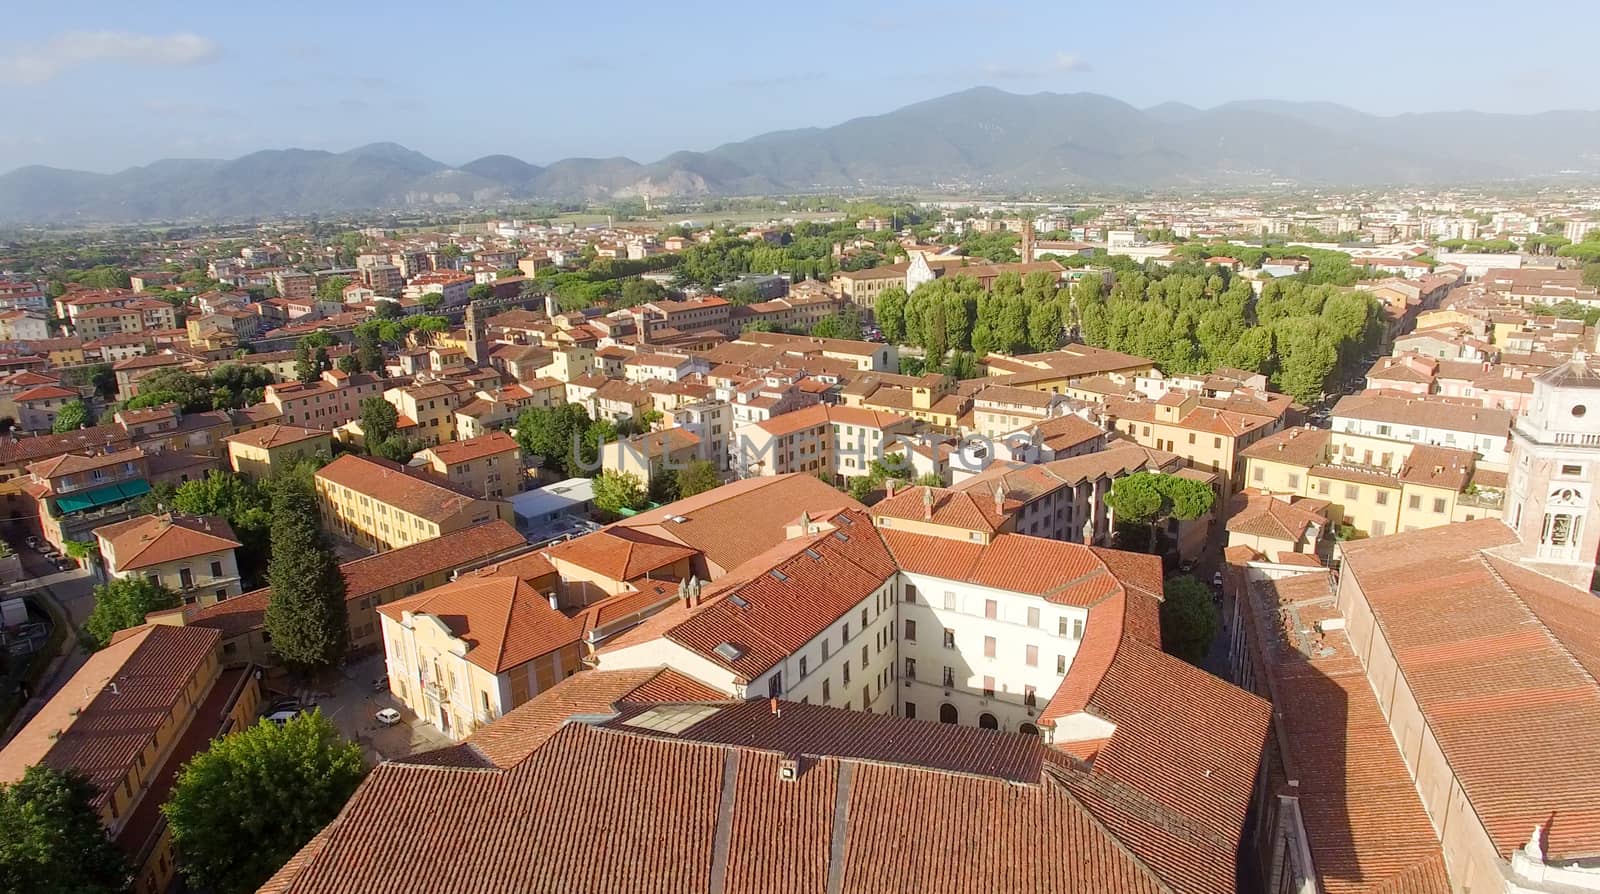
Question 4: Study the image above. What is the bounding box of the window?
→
[1371,520,1387,536]
[821,679,830,703]
[1058,617,1069,636]
[861,644,868,667]
[1287,473,1300,489]
[1408,495,1421,510]
[1214,437,1222,449]
[983,636,996,658]
[1057,654,1067,674]
[904,702,916,720]
[799,656,808,677]
[984,599,997,619]
[841,622,850,641]
[1024,685,1037,707]
[768,673,783,698]
[1251,466,1265,482]
[1562,464,1584,477]
[904,620,917,642]
[1026,607,1040,628]
[903,584,917,603]
[1433,498,1447,514]
[860,608,868,627]
[821,637,830,659]
[941,666,955,687]
[179,568,193,589]
[1025,645,1038,667]
[904,658,917,680]
[943,628,955,649]
[943,591,956,610]
[1187,433,1196,445]
[842,662,851,685]
[1375,490,1388,506]
[982,676,995,698]
[209,561,223,578]
[1072,619,1083,639]
[1345,484,1359,500]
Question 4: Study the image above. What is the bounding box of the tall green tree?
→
[315,275,350,302]
[359,396,399,446]
[83,577,180,650]
[163,711,365,894]
[263,479,348,672]
[0,766,130,894]
[874,287,907,344]
[1106,471,1216,553]
[593,471,648,514]
[676,459,720,498]
[51,400,92,434]
[1160,575,1219,665]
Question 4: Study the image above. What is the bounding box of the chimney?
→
[922,486,935,520]
[769,697,781,717]
[884,479,896,499]
[994,484,1005,516]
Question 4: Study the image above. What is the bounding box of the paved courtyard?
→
[261,652,451,764]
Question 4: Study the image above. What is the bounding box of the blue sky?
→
[3,0,1594,173]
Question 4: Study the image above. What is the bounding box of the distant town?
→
[0,190,1597,894]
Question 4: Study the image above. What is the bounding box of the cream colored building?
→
[95,513,244,605]
[380,576,583,740]
[314,453,513,552]
[224,423,332,481]
[414,431,523,500]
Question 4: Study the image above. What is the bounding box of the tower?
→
[463,299,488,367]
[1020,217,1035,263]
[1505,356,1600,587]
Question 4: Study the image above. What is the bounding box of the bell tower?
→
[1505,355,1600,587]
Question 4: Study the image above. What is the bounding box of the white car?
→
[375,708,401,726]
[264,709,300,725]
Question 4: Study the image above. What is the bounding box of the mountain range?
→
[4,87,1600,223]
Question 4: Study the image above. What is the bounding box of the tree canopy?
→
[163,710,365,894]
[1160,575,1219,665]
[0,766,130,894]
[51,400,91,434]
[83,576,180,650]
[676,459,720,498]
[594,471,649,515]
[263,478,348,672]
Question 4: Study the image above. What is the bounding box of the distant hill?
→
[3,88,1599,222]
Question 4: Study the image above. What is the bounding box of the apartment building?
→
[272,270,315,301]
[314,454,513,551]
[385,380,470,446]
[95,513,244,605]
[1330,391,1512,470]
[968,383,1077,438]
[413,431,522,499]
[1103,389,1290,490]
[736,403,915,479]
[224,423,332,481]
[264,371,386,429]
[74,305,145,339]
[24,446,156,550]
[1240,426,1501,537]
[13,383,78,432]
[379,576,583,739]
[982,345,1156,394]
[403,271,473,305]
[0,625,259,894]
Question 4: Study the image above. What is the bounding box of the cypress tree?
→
[263,478,347,671]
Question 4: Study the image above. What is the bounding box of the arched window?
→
[978,713,998,730]
[1018,722,1039,737]
[939,703,958,725]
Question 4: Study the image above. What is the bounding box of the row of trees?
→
[512,403,656,479]
[591,460,720,515]
[120,363,277,413]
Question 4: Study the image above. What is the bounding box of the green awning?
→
[55,479,151,515]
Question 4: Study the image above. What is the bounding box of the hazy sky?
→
[3,0,1594,174]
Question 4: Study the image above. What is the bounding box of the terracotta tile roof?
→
[1331,392,1512,437]
[1238,572,1449,894]
[0,625,220,808]
[268,690,1258,894]
[315,453,495,519]
[871,485,1010,534]
[610,474,862,577]
[26,445,144,480]
[378,576,583,673]
[423,430,519,465]
[94,512,240,571]
[222,423,329,449]
[1395,444,1475,490]
[1239,425,1332,466]
[544,526,698,583]
[14,384,77,402]
[1225,492,1328,542]
[460,666,725,768]
[1339,520,1600,860]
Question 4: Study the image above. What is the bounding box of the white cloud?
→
[0,31,220,85]
[979,52,1093,80]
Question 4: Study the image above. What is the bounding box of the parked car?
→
[267,696,302,714]
[264,709,301,725]
[375,708,401,726]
